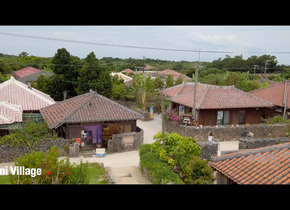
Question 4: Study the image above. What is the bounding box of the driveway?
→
[137,113,162,144]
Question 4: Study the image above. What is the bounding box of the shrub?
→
[0,122,54,148]
[9,146,90,184]
[139,144,184,184]
[151,132,214,184]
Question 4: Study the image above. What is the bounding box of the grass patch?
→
[88,163,108,184]
[0,175,10,184]
[0,162,108,184]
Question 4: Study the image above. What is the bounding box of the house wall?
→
[172,102,263,126]
[198,108,262,126]
[64,120,138,139]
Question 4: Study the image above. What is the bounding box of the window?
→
[216,110,230,125]
[239,110,246,124]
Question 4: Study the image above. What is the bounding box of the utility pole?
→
[253,65,259,80]
[283,80,289,119]
[160,89,165,149]
[264,60,271,75]
[192,50,200,123]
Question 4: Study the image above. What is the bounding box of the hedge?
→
[139,144,184,184]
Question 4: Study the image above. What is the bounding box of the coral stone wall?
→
[165,121,290,142]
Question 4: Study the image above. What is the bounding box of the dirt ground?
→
[106,166,151,184]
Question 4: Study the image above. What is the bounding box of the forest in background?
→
[0,50,289,104]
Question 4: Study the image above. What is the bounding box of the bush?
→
[9,146,90,184]
[149,132,214,184]
[0,122,55,148]
[139,144,184,184]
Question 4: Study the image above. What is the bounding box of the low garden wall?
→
[0,138,74,163]
[165,121,290,142]
[198,142,218,160]
[107,127,144,154]
[239,137,290,149]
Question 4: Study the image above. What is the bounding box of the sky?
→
[1,25,290,65]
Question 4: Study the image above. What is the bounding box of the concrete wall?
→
[107,127,144,154]
[165,121,290,142]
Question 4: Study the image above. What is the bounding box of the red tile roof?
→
[164,83,273,109]
[0,102,22,125]
[159,69,180,77]
[0,77,55,124]
[121,69,136,74]
[13,66,41,78]
[209,142,290,184]
[40,90,143,129]
[0,77,55,110]
[249,80,290,108]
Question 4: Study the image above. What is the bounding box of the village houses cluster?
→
[1,65,290,184]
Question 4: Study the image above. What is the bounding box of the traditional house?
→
[0,76,55,136]
[209,142,290,184]
[40,90,143,148]
[158,69,191,83]
[12,66,53,86]
[163,82,273,126]
[249,80,290,119]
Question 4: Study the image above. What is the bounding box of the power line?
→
[0,31,235,54]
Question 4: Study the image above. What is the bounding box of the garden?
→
[139,132,215,184]
[0,122,108,184]
[0,146,107,184]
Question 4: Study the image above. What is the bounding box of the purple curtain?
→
[83,125,102,144]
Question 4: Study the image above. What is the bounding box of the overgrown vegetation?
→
[139,132,214,184]
[9,146,90,184]
[0,122,55,148]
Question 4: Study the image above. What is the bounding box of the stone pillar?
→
[74,142,79,157]
[107,139,113,154]
[69,147,74,157]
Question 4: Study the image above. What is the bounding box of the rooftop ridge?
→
[12,77,55,105]
[211,142,290,162]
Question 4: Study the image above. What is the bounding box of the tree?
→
[175,75,183,85]
[76,52,112,98]
[50,48,80,100]
[153,76,164,90]
[18,52,28,57]
[166,75,174,87]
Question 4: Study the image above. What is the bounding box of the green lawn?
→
[0,175,10,184]
[88,163,108,184]
[0,162,108,184]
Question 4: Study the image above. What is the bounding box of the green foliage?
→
[266,115,290,124]
[0,122,52,148]
[166,74,174,87]
[139,144,184,184]
[149,132,214,184]
[9,146,90,184]
[175,75,183,85]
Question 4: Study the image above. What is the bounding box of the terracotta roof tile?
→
[250,80,290,108]
[164,83,273,110]
[13,66,41,78]
[209,142,290,184]
[41,90,143,129]
[0,77,55,124]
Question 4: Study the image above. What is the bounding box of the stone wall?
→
[239,137,290,149]
[0,138,74,163]
[107,127,144,154]
[197,142,218,160]
[165,121,290,142]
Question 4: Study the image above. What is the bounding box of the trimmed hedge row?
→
[139,144,184,184]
